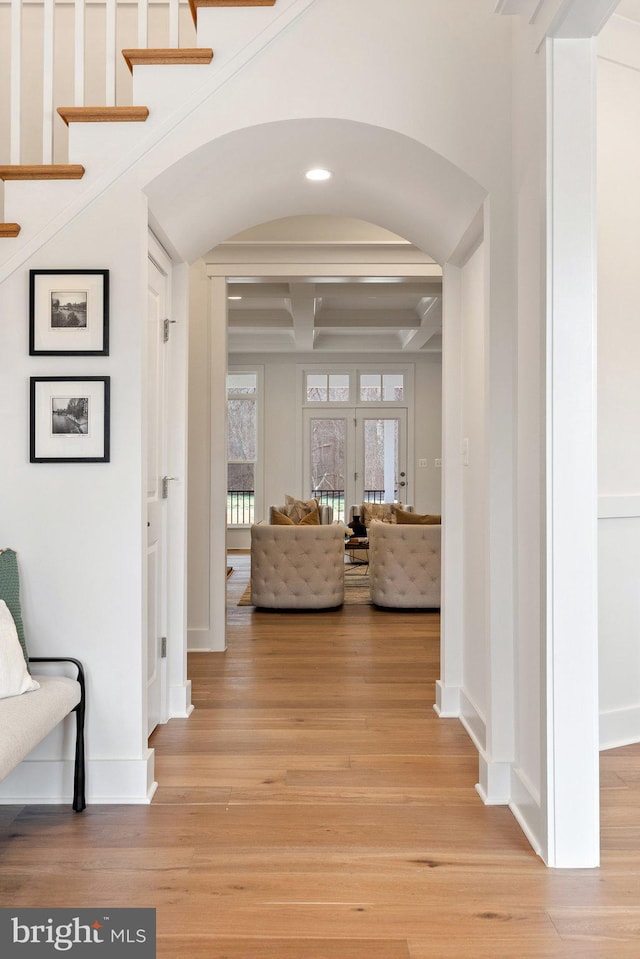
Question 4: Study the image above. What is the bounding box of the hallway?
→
[1,553,640,956]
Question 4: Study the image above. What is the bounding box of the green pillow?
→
[0,549,29,670]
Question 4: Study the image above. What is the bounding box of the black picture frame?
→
[30,376,111,463]
[29,269,109,356]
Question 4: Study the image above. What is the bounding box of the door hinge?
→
[162,475,177,499]
[161,637,167,659]
[163,318,176,343]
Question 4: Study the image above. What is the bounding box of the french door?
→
[303,409,408,523]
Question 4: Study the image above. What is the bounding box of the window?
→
[359,372,405,403]
[227,371,259,525]
[305,372,351,403]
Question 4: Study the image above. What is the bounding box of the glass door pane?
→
[356,410,407,506]
[303,411,354,523]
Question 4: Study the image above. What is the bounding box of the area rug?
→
[238,571,371,607]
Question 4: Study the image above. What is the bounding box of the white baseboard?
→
[459,688,487,753]
[433,680,461,717]
[509,765,543,857]
[0,750,156,805]
[187,627,213,651]
[169,680,194,718]
[477,756,511,805]
[600,704,640,750]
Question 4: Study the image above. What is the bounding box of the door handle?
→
[399,481,406,487]
[162,476,178,499]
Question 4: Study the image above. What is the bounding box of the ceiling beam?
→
[402,297,443,350]
[316,309,420,329]
[288,282,317,351]
[313,332,406,352]
[228,332,296,353]
[228,309,292,328]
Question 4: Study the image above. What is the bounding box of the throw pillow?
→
[361,502,397,526]
[270,507,295,525]
[0,548,29,670]
[284,495,319,524]
[298,506,320,526]
[0,600,40,700]
[395,508,441,525]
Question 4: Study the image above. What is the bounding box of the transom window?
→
[359,372,405,402]
[305,373,351,403]
[304,369,407,406]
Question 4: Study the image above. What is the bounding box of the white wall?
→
[460,243,489,738]
[510,15,548,852]
[597,47,640,749]
[0,180,152,803]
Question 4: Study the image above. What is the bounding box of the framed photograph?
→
[29,269,109,355]
[30,376,110,463]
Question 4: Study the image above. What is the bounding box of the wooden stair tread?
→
[57,106,149,126]
[0,223,21,238]
[189,0,276,26]
[122,48,214,73]
[0,164,85,181]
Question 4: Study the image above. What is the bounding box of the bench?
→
[0,549,86,812]
[0,657,86,812]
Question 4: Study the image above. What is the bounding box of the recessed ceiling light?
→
[228,295,242,300]
[305,168,332,182]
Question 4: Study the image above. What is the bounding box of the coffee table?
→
[345,537,369,567]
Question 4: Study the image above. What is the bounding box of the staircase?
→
[0,0,302,263]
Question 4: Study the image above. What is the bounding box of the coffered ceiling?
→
[208,217,443,354]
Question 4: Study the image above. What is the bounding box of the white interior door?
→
[355,409,408,506]
[146,254,169,736]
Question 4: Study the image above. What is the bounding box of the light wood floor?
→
[1,550,640,957]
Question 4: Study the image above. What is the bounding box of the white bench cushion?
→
[0,675,82,782]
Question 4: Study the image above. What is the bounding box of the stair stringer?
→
[0,0,317,282]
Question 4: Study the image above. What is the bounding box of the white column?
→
[545,38,599,868]
[436,263,464,717]
[208,277,228,653]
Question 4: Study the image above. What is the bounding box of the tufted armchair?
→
[250,523,345,609]
[368,520,441,609]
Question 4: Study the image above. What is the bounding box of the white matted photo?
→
[29,270,109,355]
[30,377,110,463]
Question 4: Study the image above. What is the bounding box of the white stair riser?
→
[66,122,151,169]
[132,64,216,118]
[194,2,293,53]
[3,179,83,227]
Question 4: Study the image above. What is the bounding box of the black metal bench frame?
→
[29,657,86,812]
